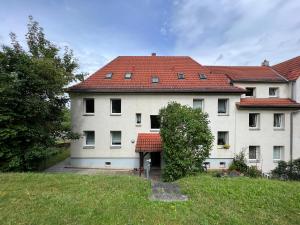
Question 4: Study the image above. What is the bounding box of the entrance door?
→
[151,152,161,168]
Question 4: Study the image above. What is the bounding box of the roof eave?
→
[236,103,300,110]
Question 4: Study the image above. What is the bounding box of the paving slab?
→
[150,181,188,202]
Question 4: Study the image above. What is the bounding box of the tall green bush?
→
[159,102,214,182]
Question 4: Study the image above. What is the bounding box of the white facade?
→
[70,80,300,172]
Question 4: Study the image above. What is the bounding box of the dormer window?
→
[177,72,185,79]
[199,73,207,80]
[152,76,159,83]
[124,72,132,79]
[105,72,113,79]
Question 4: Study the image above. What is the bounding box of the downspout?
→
[290,112,293,162]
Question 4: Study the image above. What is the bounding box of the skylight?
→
[124,72,132,79]
[199,73,207,80]
[178,72,185,79]
[152,76,159,83]
[105,72,113,79]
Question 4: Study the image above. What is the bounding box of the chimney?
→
[151,53,156,56]
[261,59,269,67]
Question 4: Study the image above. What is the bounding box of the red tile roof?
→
[207,66,287,83]
[135,133,162,152]
[236,98,300,109]
[272,56,300,81]
[68,56,245,93]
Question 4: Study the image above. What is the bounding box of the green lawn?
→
[0,173,299,225]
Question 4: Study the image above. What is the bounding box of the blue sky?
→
[0,0,300,73]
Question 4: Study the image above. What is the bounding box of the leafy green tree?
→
[159,102,214,181]
[0,16,81,171]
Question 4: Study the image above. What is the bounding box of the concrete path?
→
[150,181,188,202]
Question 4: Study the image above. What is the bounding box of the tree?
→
[159,102,214,181]
[0,16,81,171]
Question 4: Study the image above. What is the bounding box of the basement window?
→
[220,162,226,169]
[105,72,113,79]
[178,72,185,79]
[152,76,159,83]
[124,72,132,79]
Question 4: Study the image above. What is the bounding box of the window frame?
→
[249,113,260,130]
[136,113,142,126]
[124,72,132,79]
[249,146,260,162]
[245,87,256,97]
[273,113,285,130]
[110,98,122,115]
[193,98,204,111]
[218,99,229,115]
[217,131,229,147]
[269,87,279,98]
[273,146,284,162]
[110,131,122,148]
[151,76,159,83]
[150,115,160,131]
[83,131,95,148]
[83,98,95,115]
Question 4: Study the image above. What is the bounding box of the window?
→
[105,162,111,166]
[249,113,260,129]
[220,162,226,168]
[245,87,255,97]
[150,115,160,129]
[193,99,204,111]
[105,72,113,79]
[178,72,185,79]
[249,146,260,162]
[84,98,94,114]
[218,99,228,114]
[124,72,132,79]
[274,113,284,129]
[136,113,141,125]
[152,76,159,83]
[217,131,228,145]
[111,131,121,146]
[199,73,207,80]
[273,146,284,161]
[84,131,95,146]
[111,99,121,114]
[269,87,279,97]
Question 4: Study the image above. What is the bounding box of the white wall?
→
[235,110,291,172]
[235,82,290,98]
[70,93,241,169]
[70,92,295,172]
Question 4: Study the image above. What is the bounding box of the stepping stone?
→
[149,181,188,202]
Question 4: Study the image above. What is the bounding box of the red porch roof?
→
[135,133,162,152]
[236,98,300,109]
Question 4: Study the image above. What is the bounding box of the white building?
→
[67,55,300,172]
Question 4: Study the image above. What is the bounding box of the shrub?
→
[247,166,262,178]
[160,102,214,182]
[272,158,300,180]
[229,152,248,173]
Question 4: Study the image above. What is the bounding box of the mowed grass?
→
[0,173,299,225]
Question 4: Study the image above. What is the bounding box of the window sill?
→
[110,145,121,149]
[273,159,281,163]
[218,113,229,116]
[110,113,122,116]
[83,145,95,149]
[273,128,285,131]
[269,96,279,98]
[249,160,260,163]
[217,145,229,149]
[150,129,160,132]
[136,124,142,127]
[249,127,260,131]
[83,113,95,116]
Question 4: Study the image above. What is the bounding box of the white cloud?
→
[169,0,300,65]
